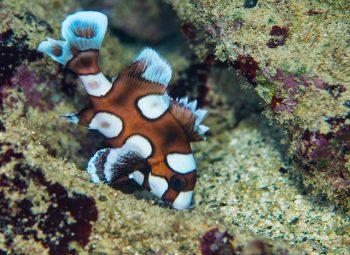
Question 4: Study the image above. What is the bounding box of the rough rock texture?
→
[1,0,349,254]
[0,112,304,254]
[165,0,350,211]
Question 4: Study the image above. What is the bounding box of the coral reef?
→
[1,0,349,254]
[0,112,304,254]
[166,0,350,211]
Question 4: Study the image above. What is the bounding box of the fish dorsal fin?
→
[113,48,172,93]
[170,97,209,142]
[133,48,172,86]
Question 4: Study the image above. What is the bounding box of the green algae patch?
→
[255,72,277,103]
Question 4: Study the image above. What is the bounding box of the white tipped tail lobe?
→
[61,11,108,51]
[37,38,73,65]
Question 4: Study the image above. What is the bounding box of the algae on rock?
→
[166,0,350,211]
[1,0,349,254]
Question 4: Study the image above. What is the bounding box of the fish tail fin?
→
[38,11,112,96]
[37,38,73,66]
[38,11,107,75]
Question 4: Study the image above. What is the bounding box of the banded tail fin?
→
[38,11,112,96]
[38,11,107,75]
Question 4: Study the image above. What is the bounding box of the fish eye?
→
[169,174,186,192]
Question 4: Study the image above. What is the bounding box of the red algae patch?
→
[0,144,98,255]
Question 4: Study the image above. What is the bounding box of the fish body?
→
[38,11,209,209]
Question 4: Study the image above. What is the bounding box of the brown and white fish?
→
[38,11,209,209]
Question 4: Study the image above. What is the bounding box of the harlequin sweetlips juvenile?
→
[37,11,209,209]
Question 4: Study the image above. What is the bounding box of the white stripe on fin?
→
[79,73,112,97]
[166,153,196,174]
[137,94,170,119]
[87,148,110,183]
[37,38,73,65]
[134,48,172,86]
[103,148,121,182]
[62,11,108,51]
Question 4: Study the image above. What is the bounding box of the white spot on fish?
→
[89,112,123,138]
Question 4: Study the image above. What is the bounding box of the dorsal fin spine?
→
[170,97,209,141]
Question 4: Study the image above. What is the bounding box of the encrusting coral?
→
[1,0,349,254]
[165,0,350,211]
[0,111,305,254]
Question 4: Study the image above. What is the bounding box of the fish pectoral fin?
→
[87,143,150,187]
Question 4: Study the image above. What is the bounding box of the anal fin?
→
[87,143,150,188]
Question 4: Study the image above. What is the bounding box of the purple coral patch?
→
[0,145,98,255]
[267,26,289,48]
[270,96,297,113]
[0,28,40,84]
[200,228,235,255]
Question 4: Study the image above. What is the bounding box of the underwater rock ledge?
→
[165,0,350,211]
[0,0,348,253]
[0,114,305,254]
